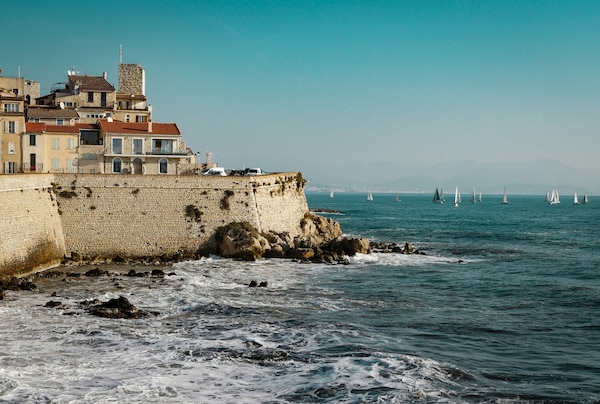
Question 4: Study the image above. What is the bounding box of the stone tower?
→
[118,64,145,96]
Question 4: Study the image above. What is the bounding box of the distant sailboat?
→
[367,192,373,201]
[471,187,477,204]
[453,187,460,207]
[548,189,560,205]
[432,188,444,204]
[574,192,579,205]
[329,189,334,198]
[479,192,482,202]
[501,187,509,204]
[583,194,589,204]
[395,192,400,202]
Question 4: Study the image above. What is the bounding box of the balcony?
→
[145,150,189,156]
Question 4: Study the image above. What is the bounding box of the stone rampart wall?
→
[0,174,66,276]
[0,173,309,274]
[50,172,309,259]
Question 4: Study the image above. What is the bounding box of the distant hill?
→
[302,159,600,195]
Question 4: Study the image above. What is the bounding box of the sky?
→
[3,1,600,192]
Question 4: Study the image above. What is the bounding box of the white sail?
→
[395,192,400,202]
[454,187,460,207]
[574,192,579,205]
[367,192,373,201]
[583,194,589,204]
[329,189,334,198]
[501,187,508,204]
[479,192,482,202]
[549,189,560,205]
[471,187,476,204]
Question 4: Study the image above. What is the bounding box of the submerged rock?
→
[86,296,148,319]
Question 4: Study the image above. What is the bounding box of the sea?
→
[0,192,599,403]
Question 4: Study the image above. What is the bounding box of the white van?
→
[246,168,264,176]
[202,167,227,176]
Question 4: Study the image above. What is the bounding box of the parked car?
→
[201,167,227,176]
[246,168,264,176]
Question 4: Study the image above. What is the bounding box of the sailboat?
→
[548,189,560,205]
[479,192,482,202]
[329,189,334,199]
[574,192,579,205]
[583,194,589,204]
[453,187,460,207]
[432,187,444,204]
[367,192,373,201]
[395,192,400,202]
[470,187,477,204]
[501,187,509,204]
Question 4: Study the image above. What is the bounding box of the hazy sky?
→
[3,1,600,188]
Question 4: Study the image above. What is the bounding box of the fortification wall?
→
[0,173,309,274]
[0,174,66,276]
[52,173,309,259]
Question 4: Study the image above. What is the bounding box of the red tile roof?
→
[69,75,115,92]
[25,122,99,133]
[99,120,180,136]
[26,123,46,133]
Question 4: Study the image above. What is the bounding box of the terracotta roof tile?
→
[26,122,46,133]
[99,120,180,136]
[69,75,115,92]
[26,107,79,119]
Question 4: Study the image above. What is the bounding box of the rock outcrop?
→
[213,213,370,263]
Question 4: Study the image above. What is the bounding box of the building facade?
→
[1,75,26,174]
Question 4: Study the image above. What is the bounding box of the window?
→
[80,130,101,145]
[6,121,17,133]
[30,153,36,171]
[29,134,36,146]
[88,92,94,102]
[112,158,122,173]
[126,114,130,123]
[112,138,123,154]
[51,158,60,171]
[34,118,40,123]
[52,138,60,149]
[136,115,146,123]
[67,138,74,150]
[67,159,75,173]
[101,93,107,107]
[159,158,168,174]
[153,139,174,154]
[3,103,19,113]
[56,119,64,125]
[6,162,17,174]
[132,138,143,154]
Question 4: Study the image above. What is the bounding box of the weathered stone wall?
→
[0,174,66,276]
[118,64,145,95]
[52,172,309,259]
[0,172,310,274]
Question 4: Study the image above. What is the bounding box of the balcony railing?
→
[145,150,189,156]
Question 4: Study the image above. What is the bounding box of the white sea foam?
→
[0,259,471,403]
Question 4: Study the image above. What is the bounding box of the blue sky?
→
[4,1,600,191]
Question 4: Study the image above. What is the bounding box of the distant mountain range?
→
[301,159,600,195]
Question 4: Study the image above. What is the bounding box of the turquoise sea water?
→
[0,192,598,403]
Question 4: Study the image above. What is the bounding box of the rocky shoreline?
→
[0,213,424,315]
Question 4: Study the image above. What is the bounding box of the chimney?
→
[102,71,107,79]
[148,120,152,132]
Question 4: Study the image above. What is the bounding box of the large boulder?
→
[322,237,371,256]
[215,222,271,261]
[298,213,343,246]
